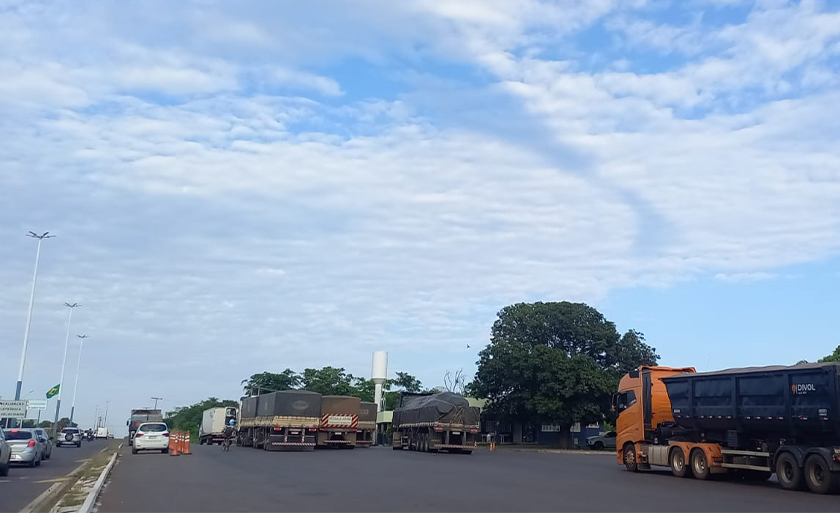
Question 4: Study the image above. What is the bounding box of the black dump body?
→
[359,402,377,422]
[257,390,321,417]
[662,362,840,443]
[241,396,259,418]
[393,392,480,427]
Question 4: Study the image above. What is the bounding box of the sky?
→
[1,0,839,434]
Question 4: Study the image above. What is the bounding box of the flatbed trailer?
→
[356,402,377,447]
[392,392,480,454]
[239,415,319,451]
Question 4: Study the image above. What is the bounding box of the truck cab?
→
[615,366,696,470]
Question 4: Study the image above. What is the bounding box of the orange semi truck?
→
[615,363,840,494]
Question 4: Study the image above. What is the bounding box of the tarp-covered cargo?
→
[321,396,361,415]
[662,362,840,435]
[358,402,377,422]
[393,392,480,427]
[240,396,259,419]
[257,390,321,418]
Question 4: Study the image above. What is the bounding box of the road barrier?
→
[169,431,180,456]
[180,431,192,455]
[167,431,192,456]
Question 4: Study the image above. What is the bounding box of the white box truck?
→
[200,406,238,445]
[96,427,109,439]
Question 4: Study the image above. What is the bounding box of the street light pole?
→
[69,334,88,423]
[151,397,163,409]
[54,303,79,431]
[15,231,55,401]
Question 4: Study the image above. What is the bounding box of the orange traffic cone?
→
[182,432,191,455]
[169,431,180,456]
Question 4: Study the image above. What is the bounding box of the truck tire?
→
[199,437,204,445]
[691,449,710,480]
[623,444,638,472]
[670,447,689,478]
[804,454,837,494]
[776,452,804,491]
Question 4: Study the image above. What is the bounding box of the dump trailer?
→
[199,406,238,445]
[356,402,378,447]
[238,391,321,451]
[615,363,840,494]
[127,409,163,446]
[318,396,361,448]
[392,392,480,454]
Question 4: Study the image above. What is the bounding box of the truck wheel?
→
[776,452,804,491]
[804,454,837,494]
[691,450,710,480]
[670,447,689,478]
[623,444,638,472]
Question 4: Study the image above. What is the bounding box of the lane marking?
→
[34,477,70,483]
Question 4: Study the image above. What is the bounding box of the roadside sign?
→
[0,400,28,418]
[27,399,48,410]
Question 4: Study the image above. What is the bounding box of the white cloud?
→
[714,272,777,283]
[269,67,343,96]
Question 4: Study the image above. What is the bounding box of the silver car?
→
[57,427,83,448]
[3,429,47,467]
[0,429,11,476]
[585,431,617,451]
[34,428,53,459]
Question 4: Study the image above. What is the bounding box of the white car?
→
[57,427,83,448]
[0,429,10,476]
[131,422,170,454]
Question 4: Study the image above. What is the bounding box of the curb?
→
[19,459,91,513]
[78,443,121,513]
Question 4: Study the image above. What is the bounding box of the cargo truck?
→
[392,392,480,454]
[615,363,840,494]
[238,390,321,451]
[127,409,163,446]
[356,402,377,447]
[318,396,361,448]
[199,406,238,445]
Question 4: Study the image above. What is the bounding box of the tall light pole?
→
[54,303,80,431]
[15,231,55,401]
[69,334,88,424]
[151,397,162,409]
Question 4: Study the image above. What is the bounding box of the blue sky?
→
[1,0,839,433]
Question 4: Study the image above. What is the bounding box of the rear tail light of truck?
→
[434,427,443,432]
[470,429,479,434]
[27,439,36,448]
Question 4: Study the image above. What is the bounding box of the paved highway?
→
[98,444,839,512]
[1,439,105,512]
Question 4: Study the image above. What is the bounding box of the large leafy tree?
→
[469,301,658,446]
[301,366,356,396]
[818,345,840,363]
[392,372,423,393]
[241,369,301,395]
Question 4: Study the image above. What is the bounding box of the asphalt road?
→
[1,438,106,513]
[97,444,840,512]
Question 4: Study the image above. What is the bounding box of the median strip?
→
[49,442,121,513]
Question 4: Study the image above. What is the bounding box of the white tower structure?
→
[372,351,388,412]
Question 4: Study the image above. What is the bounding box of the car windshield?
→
[139,423,167,432]
[4,430,33,440]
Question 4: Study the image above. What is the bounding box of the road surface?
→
[1,438,105,512]
[98,444,839,512]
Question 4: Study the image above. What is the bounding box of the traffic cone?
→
[169,432,180,456]
[182,432,192,455]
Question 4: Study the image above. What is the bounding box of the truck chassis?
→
[238,416,319,452]
[392,422,479,454]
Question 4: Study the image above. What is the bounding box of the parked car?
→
[33,428,52,459]
[131,422,170,454]
[585,431,617,450]
[3,429,47,467]
[0,429,11,476]
[57,427,83,448]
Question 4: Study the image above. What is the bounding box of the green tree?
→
[392,372,423,393]
[242,369,300,395]
[469,301,658,447]
[38,421,52,429]
[351,377,376,402]
[301,366,356,396]
[818,345,840,363]
[165,397,238,440]
[56,417,76,431]
[21,419,36,428]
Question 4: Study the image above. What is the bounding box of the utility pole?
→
[104,400,110,427]
[151,397,163,409]
[54,302,79,434]
[15,232,55,403]
[69,334,88,423]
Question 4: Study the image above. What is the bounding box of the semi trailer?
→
[356,402,377,447]
[615,363,840,494]
[392,392,480,454]
[127,409,163,446]
[238,391,321,451]
[317,396,360,448]
[199,407,238,445]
